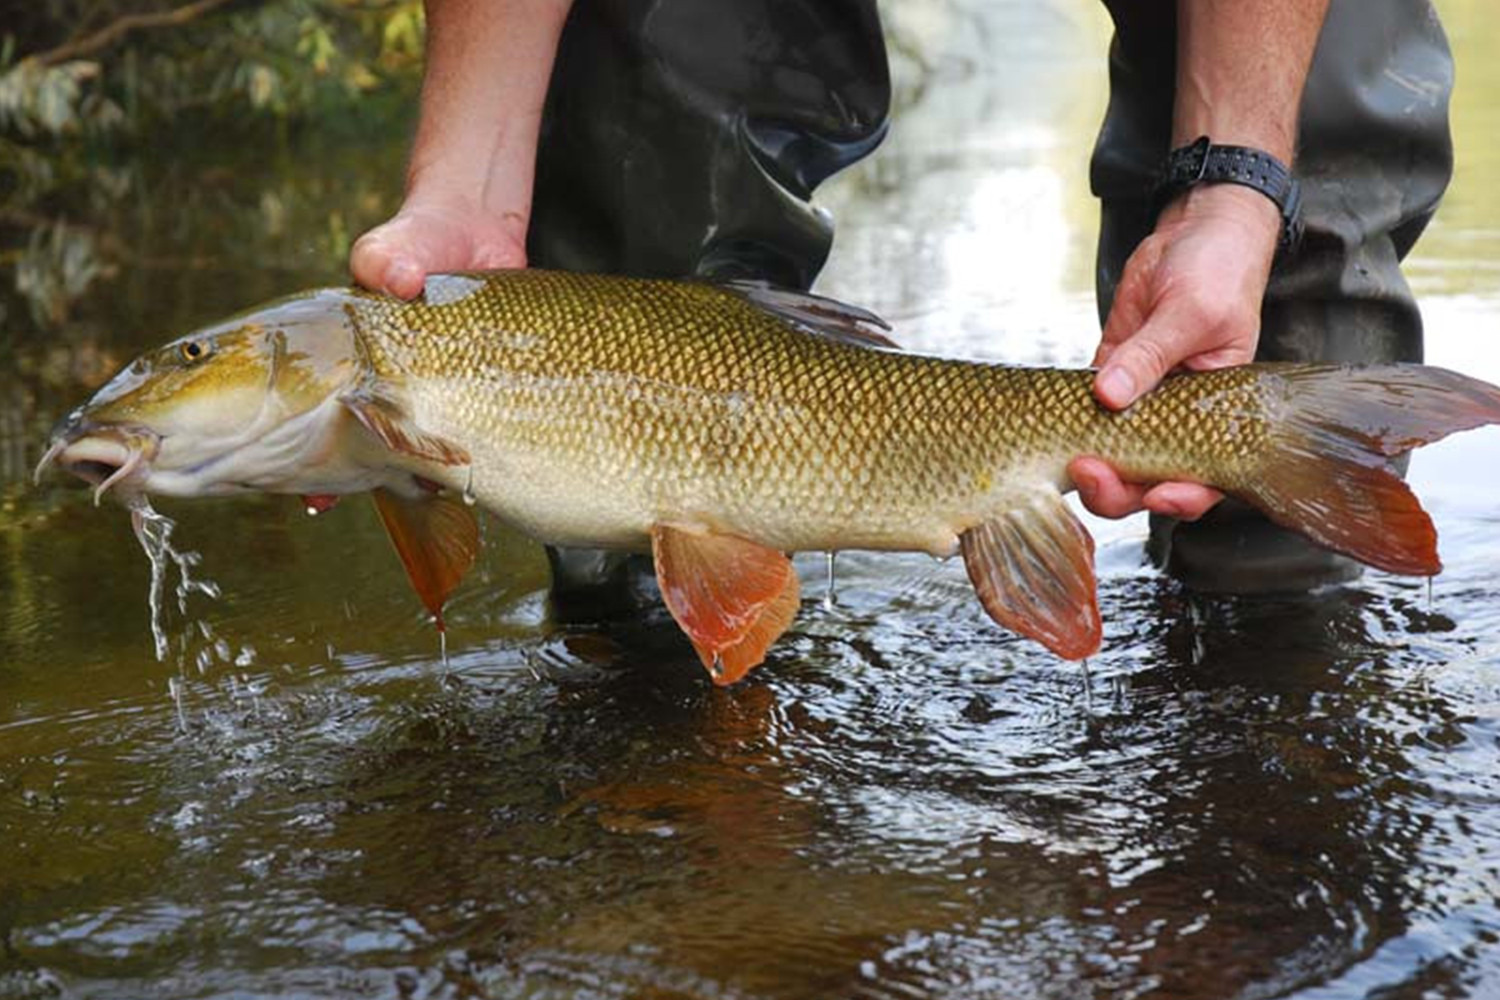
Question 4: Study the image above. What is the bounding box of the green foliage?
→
[0,0,426,333]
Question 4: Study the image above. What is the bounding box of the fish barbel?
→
[36,270,1500,682]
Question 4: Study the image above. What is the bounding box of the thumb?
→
[350,223,428,300]
[1092,302,1193,411]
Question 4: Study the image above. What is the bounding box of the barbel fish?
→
[35,270,1500,682]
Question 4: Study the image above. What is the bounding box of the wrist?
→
[1159,183,1281,243]
[404,122,538,231]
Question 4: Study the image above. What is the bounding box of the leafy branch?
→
[32,0,236,68]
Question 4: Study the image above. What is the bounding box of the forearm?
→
[1173,0,1331,162]
[406,0,575,218]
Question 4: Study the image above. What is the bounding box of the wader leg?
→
[1093,0,1453,594]
[529,1,890,614]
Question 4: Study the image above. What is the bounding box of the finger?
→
[1141,481,1224,521]
[1097,235,1165,357]
[1068,457,1150,519]
[349,228,393,291]
[1092,299,1195,411]
[350,227,426,299]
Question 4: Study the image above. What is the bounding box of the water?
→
[129,499,222,663]
[3,2,1500,998]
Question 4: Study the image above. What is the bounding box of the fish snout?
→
[35,413,161,503]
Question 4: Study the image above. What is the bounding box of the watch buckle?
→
[1186,135,1212,183]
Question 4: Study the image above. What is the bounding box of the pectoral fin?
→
[341,384,470,466]
[650,524,801,685]
[960,493,1101,660]
[373,488,480,631]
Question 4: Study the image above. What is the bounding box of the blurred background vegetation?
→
[0,0,424,339]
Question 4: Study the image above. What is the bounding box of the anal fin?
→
[373,488,480,631]
[650,524,801,685]
[960,492,1101,660]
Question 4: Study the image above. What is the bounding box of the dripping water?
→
[824,551,838,609]
[128,497,221,662]
[166,675,187,732]
[462,465,477,507]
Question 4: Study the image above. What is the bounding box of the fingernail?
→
[384,258,421,297]
[1097,367,1135,407]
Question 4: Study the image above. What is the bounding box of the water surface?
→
[3,3,1500,998]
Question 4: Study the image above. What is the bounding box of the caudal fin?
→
[1240,364,1500,576]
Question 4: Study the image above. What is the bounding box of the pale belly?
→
[439,436,1065,561]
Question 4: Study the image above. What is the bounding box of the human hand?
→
[1071,183,1281,521]
[350,192,529,300]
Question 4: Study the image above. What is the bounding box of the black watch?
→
[1154,136,1304,254]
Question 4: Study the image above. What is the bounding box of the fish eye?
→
[178,340,210,364]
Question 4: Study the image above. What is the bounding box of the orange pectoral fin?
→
[960,493,1102,660]
[373,488,480,631]
[650,524,801,685]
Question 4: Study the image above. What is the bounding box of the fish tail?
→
[1239,364,1500,575]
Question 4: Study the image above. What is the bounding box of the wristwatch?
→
[1154,136,1304,254]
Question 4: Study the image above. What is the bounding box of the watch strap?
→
[1156,136,1304,253]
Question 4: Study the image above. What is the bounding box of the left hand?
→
[1070,183,1281,520]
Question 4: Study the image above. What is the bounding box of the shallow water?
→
[4,2,1500,998]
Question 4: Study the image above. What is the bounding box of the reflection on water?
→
[3,1,1500,998]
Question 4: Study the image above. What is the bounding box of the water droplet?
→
[167,675,187,731]
[305,505,319,517]
[710,653,724,678]
[439,629,449,669]
[462,465,477,506]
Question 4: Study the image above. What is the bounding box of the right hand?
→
[350,193,530,300]
[1071,183,1280,523]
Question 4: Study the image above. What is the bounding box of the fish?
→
[34,269,1500,683]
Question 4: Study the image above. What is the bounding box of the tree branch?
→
[33,0,237,68]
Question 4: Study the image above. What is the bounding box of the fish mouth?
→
[35,424,161,505]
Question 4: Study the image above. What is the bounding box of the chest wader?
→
[1092,0,1453,593]
[525,0,891,614]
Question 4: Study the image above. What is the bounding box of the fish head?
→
[37,290,366,503]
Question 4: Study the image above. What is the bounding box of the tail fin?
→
[1240,364,1500,576]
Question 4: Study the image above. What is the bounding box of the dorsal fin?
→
[716,280,899,350]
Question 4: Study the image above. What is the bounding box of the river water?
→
[3,3,1500,998]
